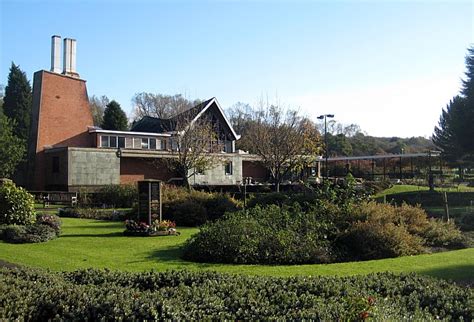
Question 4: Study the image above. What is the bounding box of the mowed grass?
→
[375,184,474,198]
[0,218,473,281]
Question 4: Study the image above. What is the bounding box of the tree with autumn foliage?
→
[245,105,321,191]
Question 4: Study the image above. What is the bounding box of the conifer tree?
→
[101,100,128,131]
[433,46,474,163]
[3,63,32,142]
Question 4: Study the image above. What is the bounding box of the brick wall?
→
[29,70,94,190]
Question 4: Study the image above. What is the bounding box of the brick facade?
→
[28,70,94,190]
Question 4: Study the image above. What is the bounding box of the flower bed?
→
[124,219,179,237]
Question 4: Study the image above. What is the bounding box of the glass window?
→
[225,162,233,175]
[150,138,156,150]
[125,137,133,148]
[101,135,109,148]
[141,138,149,149]
[118,137,125,148]
[110,136,117,148]
[133,137,141,149]
[161,139,167,150]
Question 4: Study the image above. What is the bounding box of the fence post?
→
[443,191,450,222]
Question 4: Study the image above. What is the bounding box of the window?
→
[110,136,117,148]
[141,138,149,149]
[161,139,167,150]
[225,161,233,175]
[118,136,125,148]
[125,137,133,148]
[195,166,205,175]
[101,135,109,148]
[52,157,60,173]
[150,138,156,150]
[133,137,141,149]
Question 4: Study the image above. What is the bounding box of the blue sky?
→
[1,0,473,137]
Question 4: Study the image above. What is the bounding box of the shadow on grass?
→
[417,264,474,282]
[60,232,125,238]
[145,245,216,268]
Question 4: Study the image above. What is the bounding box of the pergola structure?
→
[325,152,442,181]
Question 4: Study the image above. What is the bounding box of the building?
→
[27,36,272,191]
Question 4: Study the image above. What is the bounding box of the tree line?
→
[2,44,472,187]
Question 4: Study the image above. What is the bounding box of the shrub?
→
[0,267,472,320]
[459,212,474,231]
[183,204,334,264]
[422,219,463,248]
[0,180,35,225]
[36,214,61,234]
[58,207,126,221]
[338,222,426,260]
[162,185,241,226]
[96,184,137,208]
[2,224,57,243]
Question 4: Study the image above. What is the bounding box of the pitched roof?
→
[130,97,240,140]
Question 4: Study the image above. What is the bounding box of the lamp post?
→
[317,114,334,181]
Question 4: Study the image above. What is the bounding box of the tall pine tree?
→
[433,46,474,163]
[3,63,32,142]
[101,100,128,131]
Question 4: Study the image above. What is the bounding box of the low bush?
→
[0,180,35,225]
[183,204,335,264]
[362,180,392,195]
[338,222,426,260]
[338,202,464,260]
[95,184,137,208]
[0,267,472,320]
[185,199,464,264]
[58,207,127,221]
[2,224,57,243]
[162,185,241,226]
[36,214,61,234]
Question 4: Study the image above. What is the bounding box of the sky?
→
[1,0,473,138]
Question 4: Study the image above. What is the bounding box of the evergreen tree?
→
[433,46,474,163]
[461,46,474,152]
[0,114,25,178]
[101,100,128,131]
[433,96,468,163]
[3,63,32,141]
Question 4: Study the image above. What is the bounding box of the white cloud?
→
[290,74,462,138]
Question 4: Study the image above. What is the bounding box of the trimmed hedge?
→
[58,207,128,221]
[0,268,472,320]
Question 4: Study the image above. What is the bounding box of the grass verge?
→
[0,218,472,281]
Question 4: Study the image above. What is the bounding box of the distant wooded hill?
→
[327,133,436,157]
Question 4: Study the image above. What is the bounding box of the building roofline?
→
[88,127,171,137]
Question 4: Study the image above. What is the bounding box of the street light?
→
[317,114,334,181]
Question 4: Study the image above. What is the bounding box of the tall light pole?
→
[317,114,334,181]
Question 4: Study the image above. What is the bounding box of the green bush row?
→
[58,207,128,221]
[184,200,464,264]
[382,191,474,207]
[0,267,471,320]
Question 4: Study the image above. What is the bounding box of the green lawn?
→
[375,184,474,198]
[1,218,473,281]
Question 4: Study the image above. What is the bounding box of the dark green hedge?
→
[0,268,472,320]
[380,191,474,207]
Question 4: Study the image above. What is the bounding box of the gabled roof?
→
[130,97,241,140]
